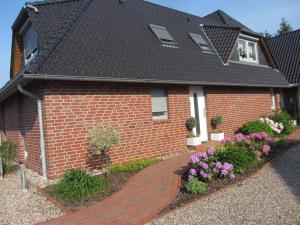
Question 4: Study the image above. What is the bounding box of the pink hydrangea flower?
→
[199,162,209,170]
[235,133,245,142]
[189,168,197,176]
[197,152,208,159]
[262,145,271,154]
[188,155,199,164]
[207,147,215,156]
[229,174,236,179]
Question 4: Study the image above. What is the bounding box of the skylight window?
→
[189,33,213,52]
[149,24,177,47]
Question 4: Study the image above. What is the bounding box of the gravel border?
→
[0,170,64,225]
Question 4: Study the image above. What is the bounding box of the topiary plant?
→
[185,117,196,131]
[89,124,120,166]
[211,116,223,131]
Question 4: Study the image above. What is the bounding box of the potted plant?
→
[185,117,202,146]
[210,116,224,141]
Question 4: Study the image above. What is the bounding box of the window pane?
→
[238,40,247,58]
[248,42,257,60]
[23,24,38,58]
[270,89,276,109]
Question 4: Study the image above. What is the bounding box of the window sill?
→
[153,119,171,124]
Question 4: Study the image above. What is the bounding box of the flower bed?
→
[159,133,294,214]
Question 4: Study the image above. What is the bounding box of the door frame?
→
[189,86,208,142]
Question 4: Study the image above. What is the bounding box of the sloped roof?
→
[203,25,240,63]
[203,10,255,34]
[267,29,300,84]
[10,0,288,87]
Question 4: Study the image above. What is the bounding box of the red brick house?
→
[0,0,288,179]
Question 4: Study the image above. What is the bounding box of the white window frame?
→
[238,36,259,64]
[151,88,168,120]
[270,88,276,110]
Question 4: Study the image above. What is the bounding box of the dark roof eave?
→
[23,73,290,88]
[0,74,25,102]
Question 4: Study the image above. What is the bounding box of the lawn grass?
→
[108,158,161,174]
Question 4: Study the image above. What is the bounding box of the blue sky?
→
[0,0,299,87]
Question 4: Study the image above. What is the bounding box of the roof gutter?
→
[23,73,290,88]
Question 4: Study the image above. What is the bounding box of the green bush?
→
[211,116,223,128]
[241,120,274,137]
[49,169,111,203]
[270,111,294,136]
[0,140,17,173]
[108,158,161,173]
[216,143,257,174]
[185,117,197,131]
[274,139,289,149]
[268,139,290,159]
[185,178,208,195]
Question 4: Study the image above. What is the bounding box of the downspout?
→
[17,84,47,178]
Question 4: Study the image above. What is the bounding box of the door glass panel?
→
[193,93,201,136]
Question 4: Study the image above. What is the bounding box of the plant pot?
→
[210,132,225,141]
[187,137,202,146]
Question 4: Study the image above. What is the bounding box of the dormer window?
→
[20,21,38,65]
[149,24,178,47]
[238,36,258,64]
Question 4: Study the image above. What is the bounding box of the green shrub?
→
[241,120,274,137]
[49,169,111,203]
[270,111,294,136]
[185,178,208,195]
[185,117,197,131]
[108,158,161,173]
[0,140,17,173]
[274,139,289,149]
[216,143,257,174]
[211,116,223,128]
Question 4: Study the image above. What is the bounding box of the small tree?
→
[277,18,293,35]
[89,125,120,167]
[0,140,17,174]
[263,30,273,39]
[186,117,197,137]
[211,116,223,132]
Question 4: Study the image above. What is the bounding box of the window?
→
[22,23,38,65]
[189,33,213,52]
[149,24,177,47]
[238,38,258,63]
[151,88,168,120]
[270,88,276,110]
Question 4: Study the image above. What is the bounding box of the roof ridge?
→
[203,24,240,30]
[25,0,93,74]
[268,29,300,40]
[26,0,79,6]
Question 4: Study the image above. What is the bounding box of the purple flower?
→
[259,132,268,139]
[221,136,231,144]
[207,147,215,156]
[189,168,197,176]
[199,161,209,170]
[188,155,199,164]
[235,133,245,142]
[213,162,223,170]
[262,145,271,154]
[188,175,194,181]
[222,162,234,171]
[221,169,228,175]
[229,174,236,179]
[250,133,262,140]
[197,152,208,160]
[199,170,208,178]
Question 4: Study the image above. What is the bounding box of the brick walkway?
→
[38,153,189,225]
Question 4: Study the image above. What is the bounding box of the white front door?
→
[189,86,208,142]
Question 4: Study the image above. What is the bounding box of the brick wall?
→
[43,81,190,179]
[1,84,42,173]
[205,86,278,137]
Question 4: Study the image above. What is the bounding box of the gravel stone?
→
[0,171,64,225]
[147,144,300,225]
